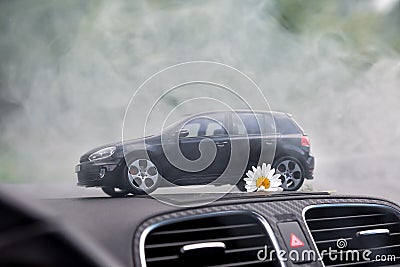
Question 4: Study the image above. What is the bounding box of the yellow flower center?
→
[256,176,271,189]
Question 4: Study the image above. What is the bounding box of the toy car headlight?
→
[88,146,116,162]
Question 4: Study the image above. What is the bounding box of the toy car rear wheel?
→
[124,157,161,195]
[101,187,130,197]
[273,157,305,191]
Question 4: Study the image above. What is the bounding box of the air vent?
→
[305,205,400,266]
[142,212,280,267]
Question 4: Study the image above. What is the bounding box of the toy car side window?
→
[264,113,276,134]
[183,120,202,137]
[205,120,227,136]
[231,113,247,135]
[274,115,300,134]
[233,113,267,136]
[201,113,227,136]
[182,115,227,137]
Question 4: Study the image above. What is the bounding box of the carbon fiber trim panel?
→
[133,196,400,267]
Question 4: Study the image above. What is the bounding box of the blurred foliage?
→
[0,0,399,182]
[274,0,399,55]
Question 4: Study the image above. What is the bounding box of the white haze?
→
[0,0,399,200]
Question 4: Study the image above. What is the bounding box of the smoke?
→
[0,0,399,199]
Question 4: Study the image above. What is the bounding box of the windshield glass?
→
[1,0,399,205]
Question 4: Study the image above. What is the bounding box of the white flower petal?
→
[267,168,275,179]
[270,176,281,183]
[252,166,257,173]
[272,173,281,180]
[265,164,271,176]
[246,182,256,187]
[261,163,267,175]
[257,186,266,192]
[270,176,281,182]
[270,180,282,187]
[253,170,259,179]
[253,166,260,175]
[256,166,262,177]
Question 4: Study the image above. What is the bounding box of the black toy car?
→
[75,111,314,196]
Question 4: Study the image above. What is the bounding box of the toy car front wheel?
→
[101,187,130,197]
[274,157,305,191]
[125,157,161,195]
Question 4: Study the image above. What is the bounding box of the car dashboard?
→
[1,191,399,267]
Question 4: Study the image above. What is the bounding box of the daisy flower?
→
[244,163,282,192]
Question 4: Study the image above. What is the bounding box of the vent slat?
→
[225,245,269,254]
[206,259,272,267]
[145,233,265,249]
[328,260,374,267]
[316,237,352,244]
[149,223,258,236]
[146,255,179,263]
[143,212,279,267]
[325,243,400,257]
[327,256,400,267]
[307,213,386,222]
[312,222,400,233]
[369,243,400,251]
[305,205,400,267]
[316,233,400,245]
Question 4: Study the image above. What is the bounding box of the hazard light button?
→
[277,221,312,263]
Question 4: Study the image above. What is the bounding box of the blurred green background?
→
[0,0,399,198]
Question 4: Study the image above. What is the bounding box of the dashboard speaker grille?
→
[142,212,280,267]
[305,205,400,266]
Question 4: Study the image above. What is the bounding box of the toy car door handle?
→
[215,141,228,147]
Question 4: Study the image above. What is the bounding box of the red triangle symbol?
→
[290,234,304,248]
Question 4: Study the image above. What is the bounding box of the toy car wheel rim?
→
[276,159,302,190]
[128,159,158,191]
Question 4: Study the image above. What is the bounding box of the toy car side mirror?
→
[178,128,190,138]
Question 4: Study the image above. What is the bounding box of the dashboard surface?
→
[37,193,400,267]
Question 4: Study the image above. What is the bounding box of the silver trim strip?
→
[302,203,400,267]
[139,210,286,267]
[357,228,390,236]
[253,211,287,267]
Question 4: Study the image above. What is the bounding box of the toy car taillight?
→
[301,135,310,147]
